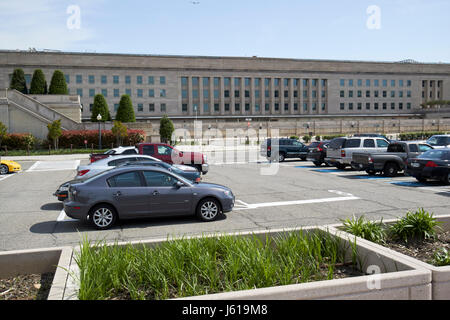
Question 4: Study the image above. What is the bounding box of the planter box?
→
[60,226,431,300]
[330,214,450,300]
[0,246,73,300]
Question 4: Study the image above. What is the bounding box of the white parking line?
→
[26,160,80,172]
[0,174,15,182]
[234,190,359,211]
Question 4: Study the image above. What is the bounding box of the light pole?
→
[97,114,102,150]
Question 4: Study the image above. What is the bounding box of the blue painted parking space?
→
[388,181,426,187]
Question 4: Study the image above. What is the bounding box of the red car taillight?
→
[368,156,373,164]
[425,161,438,168]
[317,146,323,152]
[267,146,271,152]
[341,150,346,157]
[77,169,90,176]
[195,177,201,183]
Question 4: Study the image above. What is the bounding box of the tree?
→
[29,69,47,94]
[90,94,111,122]
[111,121,128,147]
[159,115,175,144]
[9,68,28,94]
[0,121,7,157]
[47,120,62,150]
[48,70,68,94]
[115,95,136,123]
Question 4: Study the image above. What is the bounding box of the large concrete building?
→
[1,50,450,123]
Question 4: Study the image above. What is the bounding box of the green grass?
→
[342,209,442,244]
[389,208,441,242]
[430,248,450,266]
[74,231,360,300]
[341,215,387,244]
[1,148,109,156]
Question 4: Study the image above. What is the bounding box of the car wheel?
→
[278,153,285,162]
[313,161,322,167]
[336,163,345,170]
[416,177,427,183]
[383,163,398,177]
[90,204,117,230]
[442,173,450,185]
[197,198,221,222]
[366,170,376,176]
[301,157,307,161]
[0,164,8,175]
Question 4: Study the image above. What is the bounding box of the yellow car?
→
[0,160,22,175]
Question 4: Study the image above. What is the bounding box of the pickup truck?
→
[351,141,434,176]
[260,138,309,162]
[136,143,209,174]
[89,146,138,163]
[325,137,390,169]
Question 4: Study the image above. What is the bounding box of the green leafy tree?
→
[47,120,62,150]
[48,70,68,94]
[115,95,136,123]
[29,69,47,94]
[111,121,128,147]
[159,115,175,144]
[9,68,28,94]
[0,121,7,156]
[90,94,111,122]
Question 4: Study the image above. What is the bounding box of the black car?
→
[260,138,309,162]
[306,141,330,166]
[406,148,450,184]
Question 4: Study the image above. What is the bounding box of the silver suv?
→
[325,137,390,169]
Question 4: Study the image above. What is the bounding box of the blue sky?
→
[1,0,449,62]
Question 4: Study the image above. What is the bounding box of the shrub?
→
[431,248,450,266]
[57,129,145,148]
[389,208,441,242]
[116,95,135,123]
[9,68,28,94]
[111,121,128,146]
[2,133,37,150]
[341,215,387,244]
[48,70,68,94]
[302,135,311,143]
[399,131,446,141]
[322,134,345,140]
[90,94,111,122]
[159,115,175,144]
[289,135,299,140]
[29,69,47,94]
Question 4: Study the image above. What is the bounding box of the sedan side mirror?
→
[175,181,185,188]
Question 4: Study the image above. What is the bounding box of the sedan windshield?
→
[427,136,450,146]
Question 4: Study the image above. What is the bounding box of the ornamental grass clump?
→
[340,215,387,244]
[389,208,441,242]
[430,248,450,267]
[75,231,359,300]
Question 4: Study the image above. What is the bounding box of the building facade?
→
[1,50,449,121]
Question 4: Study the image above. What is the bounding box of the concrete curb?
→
[330,214,450,300]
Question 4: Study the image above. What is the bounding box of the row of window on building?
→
[340,90,412,98]
[182,89,326,100]
[181,77,327,88]
[74,88,167,98]
[340,79,413,87]
[66,75,166,85]
[339,102,412,111]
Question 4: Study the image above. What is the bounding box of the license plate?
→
[411,163,420,168]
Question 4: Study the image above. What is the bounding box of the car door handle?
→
[152,190,160,196]
[113,191,122,197]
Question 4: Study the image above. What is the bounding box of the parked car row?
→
[55,147,233,230]
[90,143,209,175]
[260,134,450,184]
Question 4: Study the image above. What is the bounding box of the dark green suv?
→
[260,138,309,162]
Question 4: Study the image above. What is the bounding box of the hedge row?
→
[398,131,447,141]
[1,129,146,150]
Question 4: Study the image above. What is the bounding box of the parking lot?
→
[1,156,450,251]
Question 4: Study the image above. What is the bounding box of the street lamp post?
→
[97,114,102,150]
